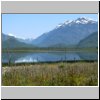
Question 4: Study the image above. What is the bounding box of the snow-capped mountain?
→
[32,17,98,47]
[55,17,97,29]
[72,17,97,24]
[2,17,98,48]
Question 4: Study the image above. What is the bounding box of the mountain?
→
[17,38,33,44]
[78,31,98,48]
[2,17,98,49]
[2,33,9,41]
[2,33,35,49]
[32,17,98,47]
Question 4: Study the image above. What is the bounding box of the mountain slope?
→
[2,33,35,49]
[32,17,98,47]
[78,31,98,48]
[2,33,9,41]
[17,38,33,44]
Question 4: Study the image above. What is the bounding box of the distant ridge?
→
[78,31,98,48]
[2,33,36,49]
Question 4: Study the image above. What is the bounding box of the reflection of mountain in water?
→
[77,52,98,61]
[2,51,98,63]
[2,52,81,63]
[2,53,29,63]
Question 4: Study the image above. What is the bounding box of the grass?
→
[2,61,98,86]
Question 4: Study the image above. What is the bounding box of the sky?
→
[2,14,98,39]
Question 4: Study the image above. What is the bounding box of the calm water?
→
[2,51,98,63]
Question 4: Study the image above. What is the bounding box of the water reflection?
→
[2,51,98,63]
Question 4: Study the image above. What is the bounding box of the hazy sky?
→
[2,14,98,39]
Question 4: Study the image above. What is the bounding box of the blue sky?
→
[2,14,98,39]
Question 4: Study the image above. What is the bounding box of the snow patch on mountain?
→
[55,17,97,29]
[8,33,16,37]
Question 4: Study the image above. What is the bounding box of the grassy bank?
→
[2,62,98,86]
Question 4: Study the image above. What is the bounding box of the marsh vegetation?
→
[2,61,98,86]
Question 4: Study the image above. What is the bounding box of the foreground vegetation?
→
[2,62,98,86]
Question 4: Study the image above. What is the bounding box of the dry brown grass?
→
[2,62,98,86]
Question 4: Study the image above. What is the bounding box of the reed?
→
[2,62,98,86]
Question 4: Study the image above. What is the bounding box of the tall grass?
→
[2,62,98,86]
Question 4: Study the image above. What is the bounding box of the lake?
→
[2,51,98,63]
